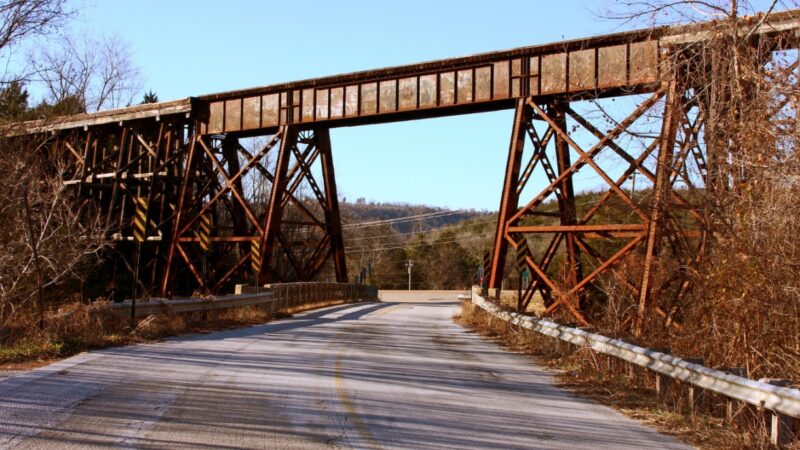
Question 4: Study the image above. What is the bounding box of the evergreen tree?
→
[141,90,158,104]
[0,81,31,123]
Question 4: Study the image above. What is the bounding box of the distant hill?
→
[340,200,489,234]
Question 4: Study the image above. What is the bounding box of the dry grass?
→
[0,298,356,368]
[454,300,799,449]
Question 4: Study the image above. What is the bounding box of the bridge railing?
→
[468,290,800,446]
[110,282,378,318]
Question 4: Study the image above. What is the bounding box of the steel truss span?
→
[8,10,800,330]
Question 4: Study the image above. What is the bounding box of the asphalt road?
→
[0,291,691,449]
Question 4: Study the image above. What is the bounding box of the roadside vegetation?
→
[1,298,355,369]
[455,300,796,450]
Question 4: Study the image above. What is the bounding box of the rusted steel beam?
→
[510,92,664,225]
[221,137,251,244]
[161,136,198,298]
[8,10,796,139]
[258,126,295,285]
[549,100,582,296]
[489,99,528,290]
[517,126,554,195]
[197,138,264,234]
[198,38,659,135]
[543,234,647,315]
[8,98,194,135]
[317,127,348,283]
[636,76,682,337]
[508,224,647,233]
[530,101,650,222]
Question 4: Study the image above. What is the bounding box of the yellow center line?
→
[334,350,383,450]
[369,304,410,318]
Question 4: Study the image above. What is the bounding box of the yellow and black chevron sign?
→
[251,239,262,274]
[482,250,491,274]
[197,214,212,252]
[133,197,148,243]
[514,235,528,272]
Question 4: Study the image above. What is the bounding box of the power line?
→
[342,209,478,229]
[344,231,496,253]
[345,216,497,242]
[343,198,603,253]
[344,199,597,244]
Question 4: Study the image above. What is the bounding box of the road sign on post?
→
[131,196,149,328]
[514,235,530,312]
[251,239,262,275]
[481,250,491,294]
[514,234,528,273]
[197,213,211,252]
[133,197,148,243]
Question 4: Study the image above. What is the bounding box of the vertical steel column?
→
[549,100,582,297]
[147,124,170,287]
[161,136,198,298]
[635,78,681,336]
[489,99,529,291]
[258,126,296,286]
[316,127,348,282]
[104,128,129,228]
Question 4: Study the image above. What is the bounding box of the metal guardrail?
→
[111,283,378,318]
[470,292,800,419]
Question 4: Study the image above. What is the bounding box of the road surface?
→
[0,291,691,449]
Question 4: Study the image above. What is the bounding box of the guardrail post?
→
[761,379,794,446]
[720,367,746,422]
[648,348,671,395]
[297,284,302,309]
[686,358,705,413]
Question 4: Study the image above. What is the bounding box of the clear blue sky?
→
[73,0,780,211]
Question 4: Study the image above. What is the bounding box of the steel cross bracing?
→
[489,80,709,332]
[160,127,347,297]
[8,10,800,329]
[54,117,191,297]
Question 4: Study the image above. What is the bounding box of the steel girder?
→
[51,117,348,298]
[160,126,347,297]
[489,80,709,333]
[54,118,191,298]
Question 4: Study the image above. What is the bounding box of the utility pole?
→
[405,260,414,291]
[628,172,637,198]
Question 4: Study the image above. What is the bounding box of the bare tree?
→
[598,0,769,26]
[592,0,800,379]
[31,31,144,112]
[0,2,143,341]
[0,138,109,332]
[0,0,69,53]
